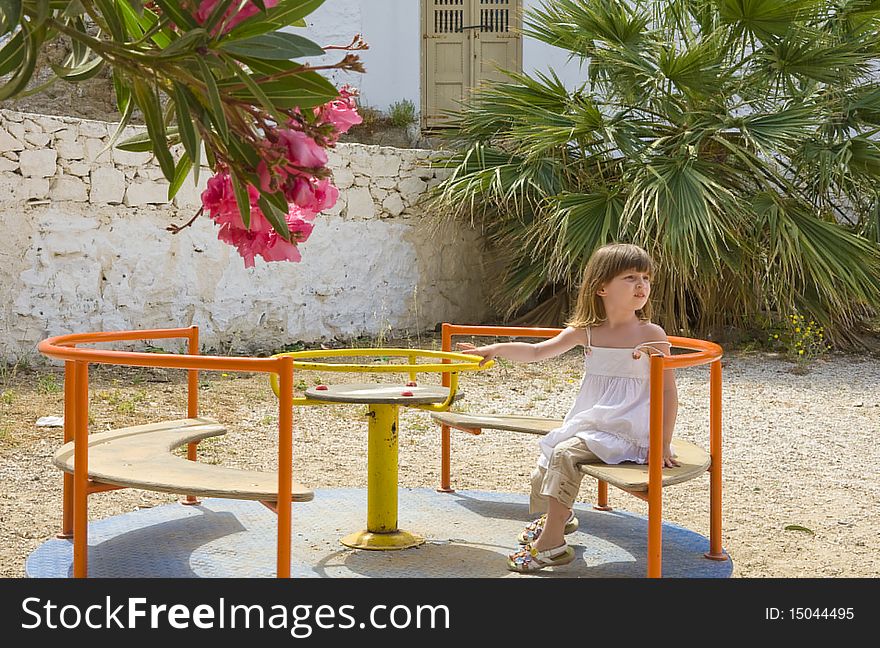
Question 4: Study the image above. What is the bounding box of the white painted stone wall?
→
[300,0,585,113]
[0,109,491,361]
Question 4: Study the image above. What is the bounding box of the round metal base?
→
[704,551,729,561]
[26,489,734,578]
[340,529,426,551]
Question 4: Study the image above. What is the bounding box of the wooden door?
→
[422,0,521,128]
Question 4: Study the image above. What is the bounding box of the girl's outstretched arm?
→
[456,327,586,366]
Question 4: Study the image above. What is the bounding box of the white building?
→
[300,0,584,128]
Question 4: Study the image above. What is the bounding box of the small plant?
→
[115,400,136,415]
[276,341,306,354]
[0,426,16,446]
[766,314,831,366]
[388,99,417,128]
[36,374,62,394]
[294,379,309,392]
[1,390,14,405]
[359,106,383,128]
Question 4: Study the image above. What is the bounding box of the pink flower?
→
[191,1,279,35]
[288,176,338,212]
[277,130,327,169]
[201,173,271,232]
[201,171,328,267]
[260,235,302,263]
[318,86,363,135]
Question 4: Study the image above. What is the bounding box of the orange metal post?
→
[276,357,294,578]
[58,362,75,538]
[73,361,89,578]
[705,360,727,561]
[439,324,454,492]
[594,480,612,511]
[182,327,200,505]
[647,354,664,578]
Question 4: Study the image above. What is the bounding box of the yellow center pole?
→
[341,403,425,550]
[367,404,399,533]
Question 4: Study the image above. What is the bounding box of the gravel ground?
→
[1,346,878,578]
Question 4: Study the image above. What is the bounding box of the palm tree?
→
[431,0,880,343]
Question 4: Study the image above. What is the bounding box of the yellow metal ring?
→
[268,348,492,399]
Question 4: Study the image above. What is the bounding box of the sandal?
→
[517,511,579,545]
[507,543,575,572]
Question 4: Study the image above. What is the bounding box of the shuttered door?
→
[422,0,521,128]
[423,1,470,128]
[473,0,521,89]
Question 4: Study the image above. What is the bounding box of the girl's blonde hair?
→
[566,243,654,328]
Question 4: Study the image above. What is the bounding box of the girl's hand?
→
[648,446,681,469]
[456,342,496,367]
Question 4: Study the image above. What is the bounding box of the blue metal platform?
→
[26,488,732,578]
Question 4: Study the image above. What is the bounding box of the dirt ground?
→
[1,344,878,578]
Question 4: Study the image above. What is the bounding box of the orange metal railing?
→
[439,323,726,577]
[38,326,298,579]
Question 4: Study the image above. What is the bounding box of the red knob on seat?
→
[401,391,414,397]
[315,385,328,391]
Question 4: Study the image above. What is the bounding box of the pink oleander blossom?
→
[190,0,279,35]
[289,176,339,213]
[317,85,363,139]
[201,171,325,268]
[198,88,363,266]
[277,129,328,169]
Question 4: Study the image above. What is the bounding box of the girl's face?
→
[597,268,651,312]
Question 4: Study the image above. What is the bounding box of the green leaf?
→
[117,1,171,48]
[172,83,199,160]
[219,31,324,59]
[112,69,131,117]
[226,59,285,123]
[153,0,197,30]
[197,58,228,142]
[103,97,134,156]
[230,173,252,230]
[93,0,126,41]
[157,27,209,57]
[0,21,37,101]
[50,55,104,82]
[0,0,23,36]
[226,0,326,39]
[258,193,292,240]
[117,126,181,152]
[0,28,24,76]
[222,66,338,108]
[717,0,822,39]
[784,524,815,535]
[132,79,175,182]
[203,0,236,34]
[168,153,193,201]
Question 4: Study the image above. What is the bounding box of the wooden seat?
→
[431,411,561,435]
[430,411,710,491]
[53,418,313,502]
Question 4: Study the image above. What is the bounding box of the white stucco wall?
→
[300,0,584,113]
[0,109,491,361]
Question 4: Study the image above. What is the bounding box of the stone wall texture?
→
[0,109,490,361]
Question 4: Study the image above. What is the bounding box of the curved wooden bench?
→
[53,418,313,502]
[431,412,710,492]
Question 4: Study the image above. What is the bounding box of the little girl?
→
[458,243,680,572]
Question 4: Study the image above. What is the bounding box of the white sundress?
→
[537,328,672,469]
